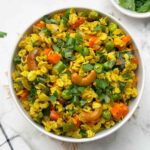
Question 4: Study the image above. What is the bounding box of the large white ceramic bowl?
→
[9,7,145,143]
[111,0,150,18]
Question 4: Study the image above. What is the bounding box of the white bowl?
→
[9,7,145,143]
[110,0,150,18]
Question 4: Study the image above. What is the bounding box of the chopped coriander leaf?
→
[52,44,60,52]
[82,64,94,72]
[42,106,50,116]
[80,99,87,107]
[71,95,79,105]
[14,55,21,64]
[95,79,109,90]
[100,94,110,103]
[61,89,72,100]
[28,87,36,103]
[112,93,122,101]
[80,129,87,138]
[63,122,76,132]
[49,91,58,102]
[63,49,75,60]
[75,32,83,45]
[43,15,58,24]
[41,27,51,36]
[119,82,126,90]
[0,31,7,38]
[119,0,135,11]
[81,47,89,56]
[93,25,106,32]
[103,60,115,70]
[37,76,46,83]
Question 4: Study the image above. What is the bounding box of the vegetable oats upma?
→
[12,9,138,138]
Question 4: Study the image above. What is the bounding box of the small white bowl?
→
[111,0,150,18]
[9,7,145,143]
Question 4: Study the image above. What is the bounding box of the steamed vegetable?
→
[119,0,150,13]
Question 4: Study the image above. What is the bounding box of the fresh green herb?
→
[100,94,110,103]
[0,31,7,38]
[119,0,135,11]
[43,15,58,24]
[82,64,94,72]
[136,0,150,12]
[52,44,60,52]
[95,79,109,90]
[112,93,122,101]
[80,99,87,107]
[28,87,36,103]
[14,55,21,64]
[93,25,106,32]
[49,91,58,103]
[71,95,79,105]
[42,106,50,116]
[103,60,115,70]
[80,129,87,138]
[119,0,150,13]
[81,47,89,56]
[123,72,132,79]
[75,32,83,45]
[41,27,51,36]
[88,10,99,21]
[37,76,46,83]
[77,86,85,93]
[56,39,65,49]
[119,82,126,90]
[62,49,75,60]
[63,122,76,132]
[61,89,72,100]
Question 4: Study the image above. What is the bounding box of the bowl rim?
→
[8,6,145,143]
[110,0,150,18]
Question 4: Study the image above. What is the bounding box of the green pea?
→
[94,64,103,73]
[102,110,112,120]
[82,47,89,56]
[105,41,114,51]
[88,11,99,20]
[108,23,117,32]
[52,61,66,75]
[61,89,72,100]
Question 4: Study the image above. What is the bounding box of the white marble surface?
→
[0,0,150,150]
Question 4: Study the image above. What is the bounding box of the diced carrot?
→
[116,59,122,65]
[71,17,85,29]
[20,90,28,99]
[73,115,81,128]
[48,53,61,64]
[50,110,60,121]
[44,48,52,55]
[89,36,97,47]
[131,56,139,64]
[35,21,45,28]
[111,103,129,121]
[122,35,131,43]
